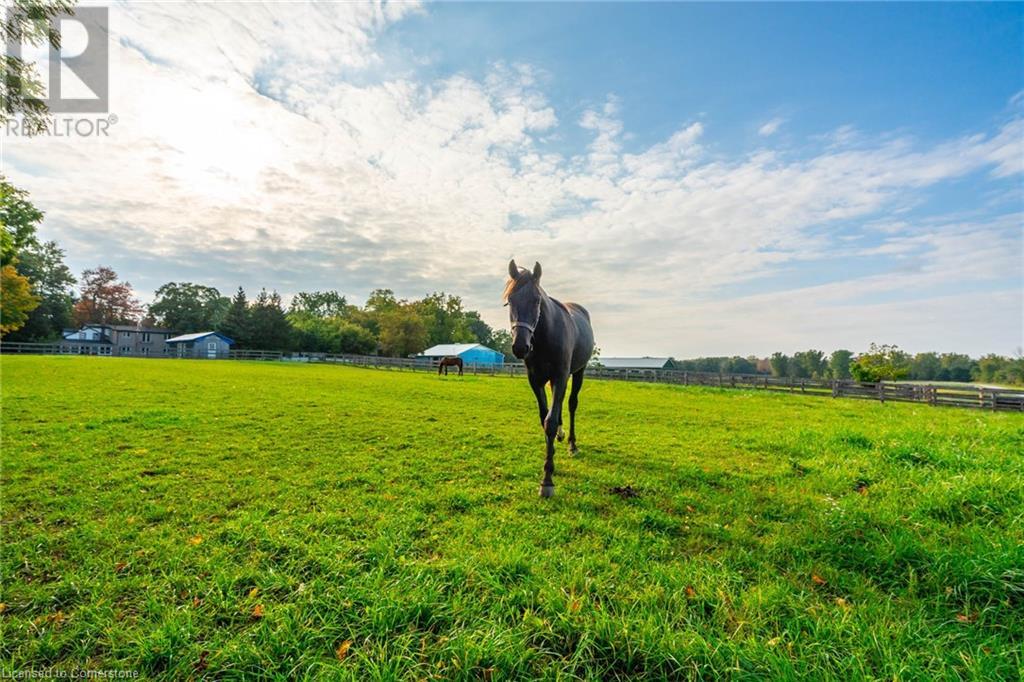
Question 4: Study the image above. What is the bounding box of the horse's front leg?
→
[529,372,548,428]
[540,375,568,498]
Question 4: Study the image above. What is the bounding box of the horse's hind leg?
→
[567,369,584,454]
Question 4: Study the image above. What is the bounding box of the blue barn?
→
[419,343,505,367]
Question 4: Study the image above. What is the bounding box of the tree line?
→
[2,176,1020,383]
[665,344,1023,386]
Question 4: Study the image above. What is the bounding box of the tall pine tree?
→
[219,287,251,348]
[249,289,291,350]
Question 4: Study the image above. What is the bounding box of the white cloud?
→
[2,2,1021,357]
[758,117,784,136]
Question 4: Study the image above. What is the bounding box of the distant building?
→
[597,357,675,370]
[165,331,235,359]
[61,324,174,356]
[418,343,505,367]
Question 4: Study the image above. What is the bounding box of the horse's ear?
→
[508,259,519,280]
[532,262,542,282]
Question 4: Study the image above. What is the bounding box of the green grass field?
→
[2,356,1022,680]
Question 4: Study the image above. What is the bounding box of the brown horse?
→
[438,356,464,376]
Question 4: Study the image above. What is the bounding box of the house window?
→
[142,332,151,342]
[122,331,131,338]
[141,348,149,356]
[120,346,131,354]
[99,346,112,356]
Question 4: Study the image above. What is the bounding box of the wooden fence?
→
[3,342,1022,411]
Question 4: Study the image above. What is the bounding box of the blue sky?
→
[4,1,1022,356]
[387,3,1021,143]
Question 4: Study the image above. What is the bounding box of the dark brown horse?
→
[438,356,463,376]
[504,259,595,497]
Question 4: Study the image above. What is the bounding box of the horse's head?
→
[504,259,543,359]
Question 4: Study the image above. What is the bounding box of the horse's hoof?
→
[569,444,578,455]
[539,484,555,498]
[556,426,565,442]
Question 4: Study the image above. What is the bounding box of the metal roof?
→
[598,357,673,369]
[165,331,235,344]
[419,343,497,356]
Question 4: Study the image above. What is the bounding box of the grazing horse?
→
[438,356,464,376]
[503,259,594,497]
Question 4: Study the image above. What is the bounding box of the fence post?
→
[877,382,885,404]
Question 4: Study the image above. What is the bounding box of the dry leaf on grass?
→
[251,604,264,619]
[335,639,352,661]
[685,586,696,599]
[811,574,827,586]
[188,535,203,546]
[248,587,259,598]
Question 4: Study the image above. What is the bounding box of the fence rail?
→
[3,342,1022,411]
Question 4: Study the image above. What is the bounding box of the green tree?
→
[289,291,350,318]
[149,282,229,333]
[722,356,756,374]
[415,292,471,345]
[792,350,826,379]
[463,311,495,346]
[365,289,399,313]
[1,1,77,132]
[489,329,514,360]
[937,353,975,383]
[378,307,427,357]
[909,352,941,381]
[850,344,910,382]
[218,287,252,348]
[290,315,376,354]
[249,289,291,350]
[769,352,790,378]
[5,240,75,341]
[828,349,854,380]
[1,175,43,263]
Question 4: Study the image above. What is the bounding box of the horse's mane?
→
[502,270,545,303]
